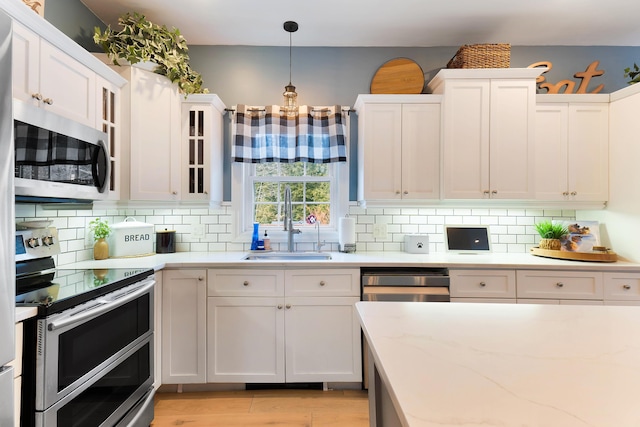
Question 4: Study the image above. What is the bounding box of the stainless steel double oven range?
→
[16,226,156,427]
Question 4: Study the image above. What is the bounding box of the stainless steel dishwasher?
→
[360,267,450,388]
[361,267,450,302]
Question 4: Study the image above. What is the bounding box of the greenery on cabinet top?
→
[93,12,208,95]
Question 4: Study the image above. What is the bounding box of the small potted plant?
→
[89,218,112,260]
[534,220,568,251]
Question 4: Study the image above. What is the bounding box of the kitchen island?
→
[356,301,640,427]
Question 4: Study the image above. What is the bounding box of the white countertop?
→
[356,301,640,427]
[62,251,640,271]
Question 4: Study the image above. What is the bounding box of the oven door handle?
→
[48,279,156,332]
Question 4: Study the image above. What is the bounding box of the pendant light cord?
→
[289,31,292,85]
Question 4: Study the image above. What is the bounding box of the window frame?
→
[232,160,348,246]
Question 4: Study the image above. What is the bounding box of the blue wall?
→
[45,0,640,201]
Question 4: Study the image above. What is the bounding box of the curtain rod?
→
[224,107,355,113]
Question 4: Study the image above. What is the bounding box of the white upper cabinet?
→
[181,95,226,205]
[534,95,609,203]
[117,65,182,201]
[428,69,542,200]
[355,95,442,204]
[12,21,96,127]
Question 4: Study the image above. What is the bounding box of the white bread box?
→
[109,217,154,257]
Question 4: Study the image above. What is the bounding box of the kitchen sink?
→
[243,252,332,261]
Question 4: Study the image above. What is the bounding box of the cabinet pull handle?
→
[285,304,292,309]
[43,98,53,105]
[319,281,326,286]
[562,191,569,196]
[479,282,486,287]
[556,282,564,288]
[31,93,42,101]
[570,191,577,196]
[243,281,249,286]
[277,304,283,309]
[623,284,631,290]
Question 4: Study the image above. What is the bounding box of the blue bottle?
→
[251,223,259,250]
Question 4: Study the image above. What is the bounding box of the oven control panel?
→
[16,227,61,261]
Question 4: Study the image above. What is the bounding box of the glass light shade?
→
[283,84,298,117]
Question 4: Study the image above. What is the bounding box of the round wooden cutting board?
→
[370,58,425,94]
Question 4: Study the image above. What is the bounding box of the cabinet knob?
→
[43,98,53,105]
[243,281,249,286]
[491,190,497,195]
[623,284,631,290]
[403,191,408,195]
[172,191,178,195]
[31,93,42,101]
[285,304,292,309]
[483,190,490,195]
[204,191,208,195]
[198,277,204,281]
[277,304,283,309]
[479,281,486,287]
[556,282,564,288]
[562,191,569,196]
[570,191,577,196]
[319,281,326,286]
[395,190,401,195]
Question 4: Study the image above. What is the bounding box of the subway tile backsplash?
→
[15,203,576,266]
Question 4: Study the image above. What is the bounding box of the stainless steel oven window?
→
[36,278,154,410]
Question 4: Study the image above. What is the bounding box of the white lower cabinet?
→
[9,322,23,427]
[516,270,603,302]
[450,269,516,301]
[206,268,361,384]
[284,296,361,382]
[161,269,207,384]
[604,272,640,305]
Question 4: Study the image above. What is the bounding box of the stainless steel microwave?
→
[14,101,110,203]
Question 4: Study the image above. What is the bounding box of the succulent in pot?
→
[534,220,568,250]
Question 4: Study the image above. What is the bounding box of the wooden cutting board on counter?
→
[370,58,425,94]
[530,247,618,262]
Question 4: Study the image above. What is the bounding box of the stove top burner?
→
[16,265,154,316]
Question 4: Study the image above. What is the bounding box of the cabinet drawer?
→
[516,270,603,300]
[450,269,516,298]
[285,269,360,297]
[604,273,640,301]
[208,269,284,296]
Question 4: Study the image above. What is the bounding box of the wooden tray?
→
[530,247,617,263]
[370,58,425,94]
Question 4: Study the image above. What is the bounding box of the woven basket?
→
[446,44,511,69]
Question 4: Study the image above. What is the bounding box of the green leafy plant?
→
[534,220,568,240]
[93,12,208,95]
[89,218,112,241]
[624,63,640,85]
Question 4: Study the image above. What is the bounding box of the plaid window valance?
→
[232,105,347,163]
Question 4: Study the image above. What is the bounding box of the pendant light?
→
[282,20,299,117]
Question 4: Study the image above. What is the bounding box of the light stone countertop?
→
[356,301,640,427]
[61,251,640,271]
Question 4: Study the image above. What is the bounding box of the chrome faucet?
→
[283,185,301,252]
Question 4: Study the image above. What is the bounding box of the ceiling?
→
[80,0,640,47]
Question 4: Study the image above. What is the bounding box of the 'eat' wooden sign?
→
[528,60,605,94]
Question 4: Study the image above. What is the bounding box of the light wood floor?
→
[151,389,370,427]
